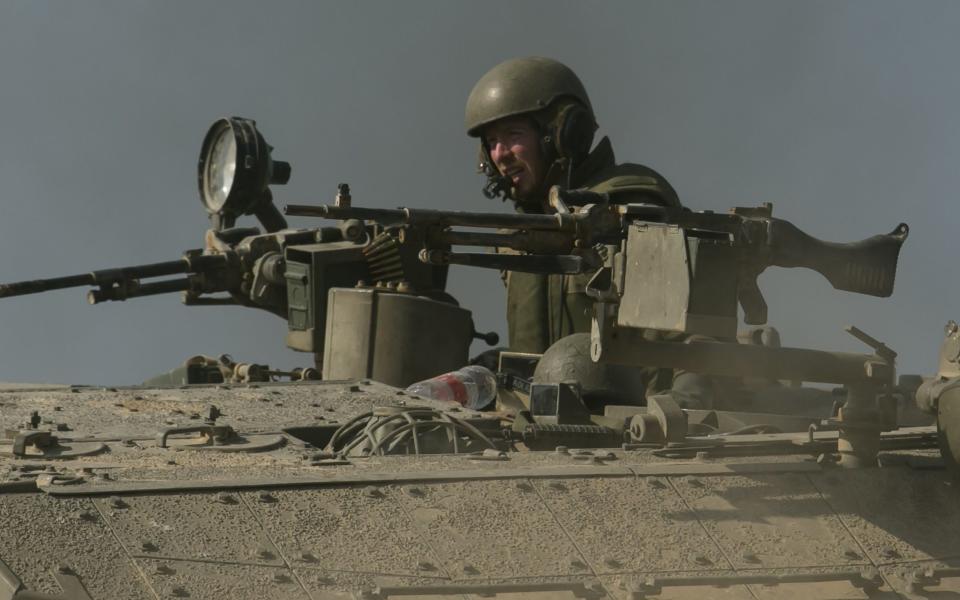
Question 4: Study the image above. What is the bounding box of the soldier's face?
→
[484,117,545,200]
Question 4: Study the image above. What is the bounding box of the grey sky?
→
[0,1,956,385]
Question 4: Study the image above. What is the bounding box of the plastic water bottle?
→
[405,365,498,410]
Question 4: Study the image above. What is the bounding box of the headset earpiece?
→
[550,102,597,167]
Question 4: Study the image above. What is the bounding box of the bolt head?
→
[76,510,96,522]
[404,486,424,498]
[692,553,712,565]
[568,558,587,571]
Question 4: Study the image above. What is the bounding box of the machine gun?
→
[286,186,909,332]
[0,117,483,387]
[286,189,910,467]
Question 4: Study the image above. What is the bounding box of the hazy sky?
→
[0,1,957,385]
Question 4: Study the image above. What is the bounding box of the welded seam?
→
[663,476,759,600]
[237,492,313,600]
[386,485,465,599]
[803,472,893,594]
[530,478,606,593]
[89,497,162,600]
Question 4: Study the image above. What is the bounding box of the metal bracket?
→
[12,431,56,457]
[156,424,237,448]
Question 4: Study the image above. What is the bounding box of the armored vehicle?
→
[1,118,958,600]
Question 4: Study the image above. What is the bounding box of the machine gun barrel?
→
[284,203,579,231]
[0,253,230,301]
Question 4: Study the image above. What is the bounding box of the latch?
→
[156,424,285,453]
[0,430,107,459]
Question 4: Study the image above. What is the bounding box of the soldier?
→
[464,56,680,355]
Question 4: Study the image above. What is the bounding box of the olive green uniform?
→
[505,136,680,354]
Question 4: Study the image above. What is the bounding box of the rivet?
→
[256,547,275,560]
[843,547,861,560]
[693,553,712,565]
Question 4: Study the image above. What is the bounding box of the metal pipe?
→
[592,327,892,385]
[284,204,578,231]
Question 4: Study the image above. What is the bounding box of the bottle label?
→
[436,373,469,406]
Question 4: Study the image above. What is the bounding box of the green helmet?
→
[465,57,595,138]
[533,333,647,408]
